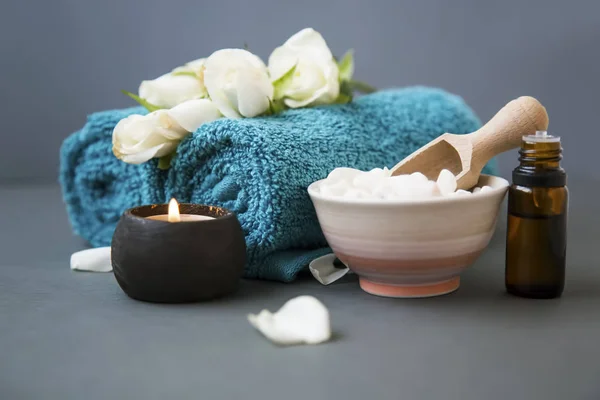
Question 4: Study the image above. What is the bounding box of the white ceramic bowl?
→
[307,174,509,298]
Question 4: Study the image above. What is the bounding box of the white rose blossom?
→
[114,28,374,166]
[112,99,221,164]
[203,49,274,118]
[268,28,340,108]
[138,58,208,109]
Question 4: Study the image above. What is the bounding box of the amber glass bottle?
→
[505,131,568,299]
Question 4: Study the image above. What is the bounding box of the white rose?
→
[203,49,273,118]
[112,99,221,164]
[138,58,208,109]
[268,28,340,108]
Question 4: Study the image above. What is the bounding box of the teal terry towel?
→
[59,86,498,282]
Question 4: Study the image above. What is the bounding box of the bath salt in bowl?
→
[307,169,509,298]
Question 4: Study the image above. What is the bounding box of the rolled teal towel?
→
[60,86,498,282]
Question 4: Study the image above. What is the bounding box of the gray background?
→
[1,0,598,182]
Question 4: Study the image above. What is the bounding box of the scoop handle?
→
[470,96,549,169]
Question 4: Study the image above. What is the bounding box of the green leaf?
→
[121,90,163,112]
[171,71,197,78]
[334,93,352,104]
[269,98,287,114]
[346,79,377,94]
[244,42,250,51]
[272,64,297,100]
[334,80,353,104]
[337,49,355,81]
[157,152,175,170]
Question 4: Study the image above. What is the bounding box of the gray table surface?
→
[1,181,599,400]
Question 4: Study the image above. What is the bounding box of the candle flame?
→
[168,198,181,222]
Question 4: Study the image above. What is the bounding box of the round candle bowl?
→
[307,174,509,298]
[111,203,246,303]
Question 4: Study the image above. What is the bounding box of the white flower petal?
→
[283,62,327,99]
[70,247,112,272]
[268,46,299,81]
[173,57,206,74]
[208,87,241,119]
[267,28,339,108]
[282,28,333,60]
[247,296,331,345]
[153,112,189,141]
[223,85,242,116]
[237,86,270,117]
[120,142,173,164]
[127,128,174,154]
[203,57,241,119]
[204,48,272,118]
[113,110,188,164]
[113,115,148,147]
[284,81,338,108]
[167,99,222,132]
[139,73,205,109]
[115,112,174,148]
[284,93,321,108]
[185,58,206,68]
[235,72,271,117]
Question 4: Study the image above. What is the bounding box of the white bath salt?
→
[410,172,429,184]
[319,167,493,200]
[248,296,332,346]
[320,180,348,197]
[344,188,370,199]
[352,167,390,192]
[326,167,362,185]
[480,185,493,193]
[409,180,440,199]
[436,169,457,195]
[373,181,395,199]
[455,189,472,196]
[388,174,413,185]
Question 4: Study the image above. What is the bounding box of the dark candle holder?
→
[111,203,246,303]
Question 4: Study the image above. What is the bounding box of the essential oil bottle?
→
[505,131,568,299]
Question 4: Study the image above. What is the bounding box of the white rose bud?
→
[268,28,340,108]
[138,58,208,109]
[203,49,274,118]
[112,99,221,164]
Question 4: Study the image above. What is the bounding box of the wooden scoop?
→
[390,96,549,190]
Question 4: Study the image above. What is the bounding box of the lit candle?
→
[146,198,215,222]
[112,199,245,303]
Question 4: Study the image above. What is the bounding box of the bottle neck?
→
[512,139,566,187]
